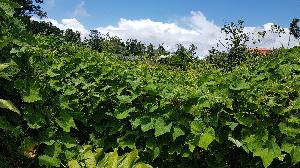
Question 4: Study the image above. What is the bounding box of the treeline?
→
[27,19,198,69]
[26,17,300,72]
[10,0,300,71]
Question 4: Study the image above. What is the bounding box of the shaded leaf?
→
[0,99,20,114]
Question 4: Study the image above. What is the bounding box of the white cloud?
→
[244,23,298,49]
[32,11,299,57]
[96,11,222,56]
[31,17,89,38]
[73,1,90,17]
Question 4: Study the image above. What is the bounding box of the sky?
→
[39,0,300,57]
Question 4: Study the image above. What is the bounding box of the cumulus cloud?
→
[32,11,299,57]
[95,11,223,56]
[31,17,89,38]
[73,1,90,17]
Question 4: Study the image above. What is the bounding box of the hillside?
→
[0,1,300,168]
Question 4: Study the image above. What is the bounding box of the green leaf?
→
[0,99,20,114]
[292,97,300,109]
[55,112,77,132]
[243,135,281,167]
[291,146,300,165]
[118,149,139,168]
[118,135,136,149]
[278,122,300,138]
[234,113,255,127]
[97,150,118,168]
[173,127,185,140]
[190,120,206,135]
[133,162,153,168]
[83,150,97,168]
[68,160,81,168]
[229,79,250,91]
[0,1,17,16]
[141,118,155,132]
[0,63,10,72]
[131,118,141,129]
[282,141,300,165]
[24,109,45,129]
[39,155,60,167]
[154,117,172,137]
[116,107,136,119]
[118,95,134,104]
[226,122,239,131]
[64,85,77,95]
[146,140,160,159]
[61,135,77,149]
[228,136,243,147]
[281,142,294,154]
[0,62,17,80]
[199,127,215,150]
[23,86,42,103]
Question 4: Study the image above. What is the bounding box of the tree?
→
[157,44,169,56]
[289,18,300,40]
[85,30,104,52]
[12,0,46,17]
[146,44,155,60]
[27,20,63,36]
[64,29,81,43]
[208,20,250,71]
[102,33,126,54]
[125,39,146,57]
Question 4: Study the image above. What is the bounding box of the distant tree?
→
[289,18,300,41]
[125,39,146,57]
[188,44,197,57]
[208,20,250,71]
[157,44,169,56]
[85,30,104,52]
[27,20,63,36]
[12,0,46,17]
[157,44,196,70]
[64,29,81,43]
[146,44,155,60]
[102,33,126,54]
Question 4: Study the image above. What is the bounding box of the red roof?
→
[249,48,269,55]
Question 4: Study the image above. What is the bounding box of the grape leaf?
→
[23,86,42,103]
[0,99,20,114]
[39,155,60,167]
[116,107,136,119]
[199,127,215,150]
[141,118,155,132]
[291,146,300,165]
[55,112,77,132]
[243,135,281,167]
[154,117,172,137]
[173,127,185,140]
[68,160,81,168]
[190,120,206,135]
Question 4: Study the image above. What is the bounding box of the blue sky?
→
[44,0,299,29]
[40,0,299,57]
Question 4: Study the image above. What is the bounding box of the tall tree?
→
[12,0,46,17]
[64,29,81,43]
[85,30,105,52]
[27,20,63,36]
[289,18,300,39]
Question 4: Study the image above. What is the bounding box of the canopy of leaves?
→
[0,1,300,168]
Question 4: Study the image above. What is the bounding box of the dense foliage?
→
[0,1,300,167]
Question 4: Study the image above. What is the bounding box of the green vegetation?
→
[0,0,300,167]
